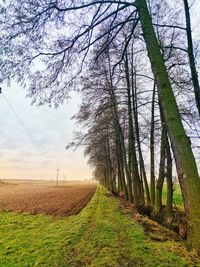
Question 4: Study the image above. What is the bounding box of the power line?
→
[0,114,28,147]
[2,93,37,144]
[1,92,49,161]
[0,114,49,158]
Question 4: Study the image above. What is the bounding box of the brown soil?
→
[0,181,96,217]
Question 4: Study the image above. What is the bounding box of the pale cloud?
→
[0,83,92,180]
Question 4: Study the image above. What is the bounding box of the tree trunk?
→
[137,0,200,250]
[183,0,200,116]
[150,83,156,206]
[111,85,133,203]
[125,53,141,208]
[103,167,109,189]
[116,136,128,199]
[106,133,113,191]
[131,64,150,206]
[154,124,166,214]
[107,50,134,203]
[165,135,173,219]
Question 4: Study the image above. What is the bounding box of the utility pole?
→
[63,175,66,186]
[56,168,59,187]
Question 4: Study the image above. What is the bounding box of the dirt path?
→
[0,182,96,216]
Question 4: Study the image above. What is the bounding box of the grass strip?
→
[0,186,198,267]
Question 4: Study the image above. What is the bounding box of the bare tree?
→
[1,0,200,250]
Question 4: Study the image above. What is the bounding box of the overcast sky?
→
[0,0,199,181]
[0,84,92,180]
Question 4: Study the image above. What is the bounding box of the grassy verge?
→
[0,187,199,266]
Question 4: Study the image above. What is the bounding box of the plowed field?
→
[0,181,96,217]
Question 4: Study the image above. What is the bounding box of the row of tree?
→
[1,0,200,252]
[72,0,200,250]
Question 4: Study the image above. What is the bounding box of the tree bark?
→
[150,83,156,206]
[131,64,150,206]
[137,0,200,250]
[183,0,200,116]
[125,53,141,208]
[116,136,128,199]
[165,135,173,219]
[107,50,133,203]
[154,123,166,214]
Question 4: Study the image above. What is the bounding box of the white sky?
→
[0,0,199,181]
[0,84,92,180]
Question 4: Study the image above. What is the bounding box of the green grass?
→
[162,183,184,208]
[0,187,198,267]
